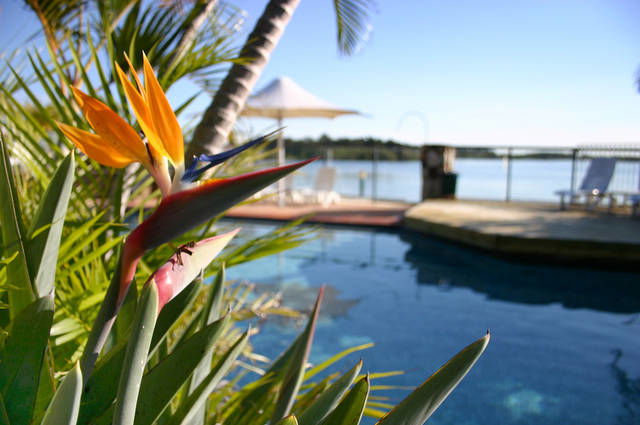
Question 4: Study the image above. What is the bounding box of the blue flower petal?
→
[182,132,275,182]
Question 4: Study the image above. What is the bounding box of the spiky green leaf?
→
[113,284,159,425]
[0,135,34,316]
[28,152,75,297]
[271,287,324,423]
[186,264,227,425]
[376,333,490,425]
[41,362,83,425]
[318,375,370,425]
[0,296,54,425]
[169,330,249,425]
[298,360,363,425]
[79,280,202,423]
[134,314,232,425]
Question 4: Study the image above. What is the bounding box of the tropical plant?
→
[6,0,317,400]
[2,1,304,372]
[0,53,489,425]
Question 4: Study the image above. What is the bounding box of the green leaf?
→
[290,375,332,415]
[0,135,35,317]
[0,295,54,425]
[34,352,56,424]
[58,212,108,261]
[364,408,387,419]
[333,0,374,56]
[78,341,126,424]
[113,278,139,345]
[202,263,226,325]
[275,416,299,425]
[113,284,159,425]
[318,375,370,425]
[80,252,124,377]
[134,314,231,425]
[41,363,83,425]
[377,333,490,425]
[81,313,231,424]
[270,286,324,423]
[218,374,277,425]
[219,287,324,425]
[79,280,202,424]
[169,330,249,425]
[187,265,226,425]
[28,152,75,298]
[298,360,363,425]
[305,343,373,381]
[0,394,9,425]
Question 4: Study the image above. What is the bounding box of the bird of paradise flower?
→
[58,54,314,375]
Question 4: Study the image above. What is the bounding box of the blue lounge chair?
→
[555,157,616,210]
[607,167,640,215]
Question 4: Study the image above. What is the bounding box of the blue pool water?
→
[225,221,640,425]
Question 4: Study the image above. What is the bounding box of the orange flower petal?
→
[58,122,134,168]
[115,63,169,162]
[142,54,184,165]
[123,54,145,94]
[71,87,150,167]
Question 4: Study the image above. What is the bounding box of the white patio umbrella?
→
[241,76,360,204]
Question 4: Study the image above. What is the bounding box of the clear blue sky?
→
[3,0,640,146]
[233,0,640,146]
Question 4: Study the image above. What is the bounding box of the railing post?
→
[506,147,513,202]
[372,143,378,202]
[570,148,578,196]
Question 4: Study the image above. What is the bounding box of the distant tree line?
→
[281,135,421,160]
[455,148,572,159]
[275,136,573,160]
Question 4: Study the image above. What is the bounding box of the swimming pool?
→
[226,221,640,425]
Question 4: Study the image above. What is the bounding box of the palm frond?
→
[332,0,375,55]
[23,0,86,48]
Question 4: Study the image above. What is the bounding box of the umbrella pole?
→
[277,116,285,206]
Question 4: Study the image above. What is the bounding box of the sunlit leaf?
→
[298,360,363,425]
[41,363,82,425]
[377,333,490,425]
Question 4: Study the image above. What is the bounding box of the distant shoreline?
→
[279,136,575,160]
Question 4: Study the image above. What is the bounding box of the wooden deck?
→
[226,198,411,227]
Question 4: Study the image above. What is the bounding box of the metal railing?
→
[284,144,640,204]
[473,145,640,203]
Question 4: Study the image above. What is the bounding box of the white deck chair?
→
[297,166,341,207]
[250,175,299,203]
[555,157,616,210]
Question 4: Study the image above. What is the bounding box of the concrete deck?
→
[404,200,640,265]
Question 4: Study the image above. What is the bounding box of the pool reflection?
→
[400,231,640,314]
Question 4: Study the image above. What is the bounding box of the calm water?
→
[289,159,640,203]
[226,221,640,425]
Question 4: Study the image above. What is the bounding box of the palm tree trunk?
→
[187,0,300,158]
